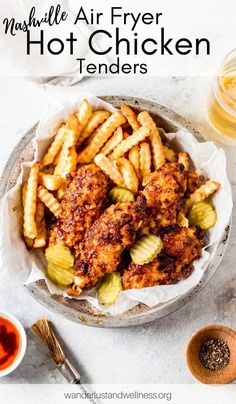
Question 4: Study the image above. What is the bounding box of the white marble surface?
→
[0,76,235,384]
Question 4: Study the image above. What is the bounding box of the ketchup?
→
[0,317,20,371]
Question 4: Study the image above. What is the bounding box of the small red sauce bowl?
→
[0,311,27,377]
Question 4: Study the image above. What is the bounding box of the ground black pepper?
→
[199,338,230,371]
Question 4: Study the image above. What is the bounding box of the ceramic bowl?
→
[0,96,231,327]
[0,311,27,377]
[186,324,236,384]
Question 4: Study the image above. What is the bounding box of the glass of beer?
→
[208,49,236,144]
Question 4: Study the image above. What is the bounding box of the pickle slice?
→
[47,263,74,286]
[47,263,58,284]
[45,245,74,269]
[188,201,217,230]
[109,186,134,203]
[130,234,163,265]
[98,272,123,305]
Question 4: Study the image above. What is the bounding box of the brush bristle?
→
[32,319,66,365]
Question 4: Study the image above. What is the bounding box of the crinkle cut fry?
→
[110,126,150,160]
[185,180,220,213]
[94,153,124,186]
[139,142,152,185]
[100,127,123,156]
[128,145,140,179]
[77,110,110,146]
[77,112,126,163]
[138,111,165,170]
[119,104,140,130]
[117,157,139,193]
[23,162,39,239]
[38,186,62,217]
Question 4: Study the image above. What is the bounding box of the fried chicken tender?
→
[74,202,146,289]
[141,163,187,232]
[122,258,168,289]
[49,164,109,249]
[122,225,204,289]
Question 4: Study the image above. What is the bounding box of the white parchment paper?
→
[0,89,233,315]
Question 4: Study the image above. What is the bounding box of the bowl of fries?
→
[0,95,232,327]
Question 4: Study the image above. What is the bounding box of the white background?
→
[0,0,236,397]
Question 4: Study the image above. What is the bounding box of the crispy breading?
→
[187,170,199,195]
[49,164,109,249]
[159,225,204,276]
[122,225,204,289]
[122,258,168,289]
[141,163,187,231]
[74,202,146,289]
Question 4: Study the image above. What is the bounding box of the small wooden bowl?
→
[186,325,236,384]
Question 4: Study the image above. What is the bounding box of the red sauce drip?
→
[0,317,20,371]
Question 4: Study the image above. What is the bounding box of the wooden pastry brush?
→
[32,319,99,404]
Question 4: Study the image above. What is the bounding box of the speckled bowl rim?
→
[0,95,231,328]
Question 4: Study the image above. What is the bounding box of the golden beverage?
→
[208,50,236,142]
